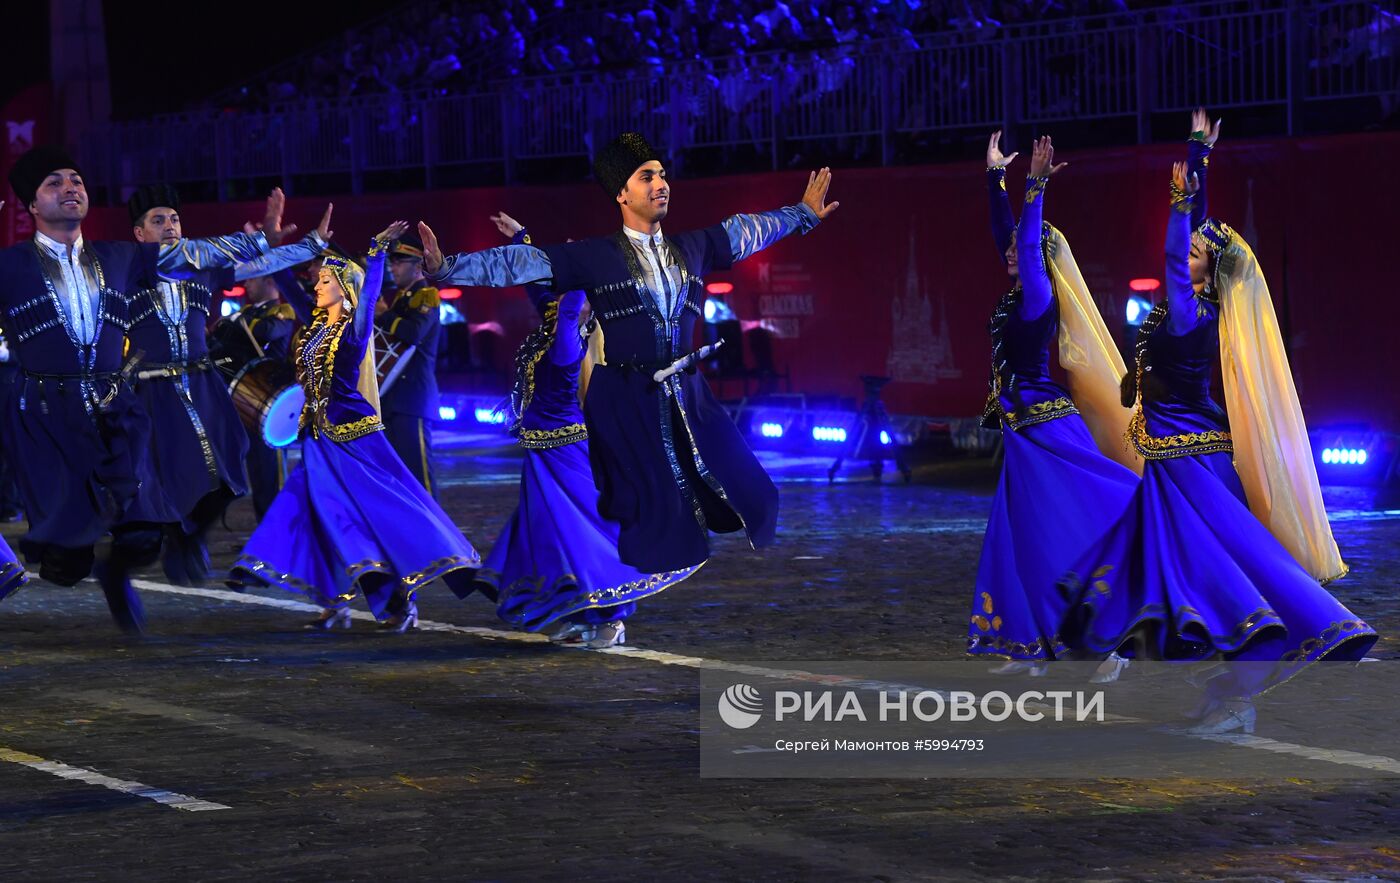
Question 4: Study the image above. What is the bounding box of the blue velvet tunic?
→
[0,231,267,554]
[432,205,820,573]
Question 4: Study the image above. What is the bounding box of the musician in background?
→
[375,232,443,496]
[216,271,299,519]
[126,185,330,584]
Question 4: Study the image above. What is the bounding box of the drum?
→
[229,358,304,448]
[374,329,416,396]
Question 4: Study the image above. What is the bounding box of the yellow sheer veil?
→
[1211,226,1346,582]
[324,255,382,416]
[1044,224,1143,474]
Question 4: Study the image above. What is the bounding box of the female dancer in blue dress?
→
[969,134,1142,675]
[231,221,480,631]
[470,213,699,649]
[1060,115,1377,732]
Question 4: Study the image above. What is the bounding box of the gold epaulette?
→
[272,303,296,321]
[408,287,441,313]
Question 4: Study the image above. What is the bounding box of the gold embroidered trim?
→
[518,298,559,420]
[518,423,588,449]
[401,554,481,592]
[1024,175,1048,204]
[967,588,1067,659]
[1169,181,1193,214]
[321,414,384,442]
[999,396,1079,431]
[1126,408,1232,460]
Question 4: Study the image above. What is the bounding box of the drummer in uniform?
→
[375,232,443,496]
[212,271,299,519]
[125,185,330,583]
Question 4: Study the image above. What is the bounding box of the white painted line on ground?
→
[0,746,230,812]
[1177,731,1400,774]
[83,579,1400,777]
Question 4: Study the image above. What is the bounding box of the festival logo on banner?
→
[755,262,813,339]
[887,230,960,385]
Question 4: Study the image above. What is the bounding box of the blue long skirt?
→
[1059,450,1377,694]
[231,430,479,618]
[968,415,1140,660]
[480,439,699,632]
[0,534,27,602]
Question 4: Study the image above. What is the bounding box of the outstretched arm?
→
[420,221,555,288]
[232,203,334,282]
[154,187,303,278]
[724,167,837,263]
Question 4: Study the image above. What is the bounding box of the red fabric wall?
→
[75,132,1400,431]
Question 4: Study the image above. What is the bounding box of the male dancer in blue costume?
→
[0,146,283,633]
[126,185,332,584]
[420,133,838,576]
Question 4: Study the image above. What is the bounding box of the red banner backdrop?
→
[1,83,53,249]
[77,131,1400,431]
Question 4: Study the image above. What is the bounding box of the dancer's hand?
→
[262,187,296,246]
[1172,161,1200,195]
[1190,107,1222,147]
[986,130,1018,169]
[1028,136,1068,178]
[375,220,410,244]
[419,221,443,274]
[802,167,839,220]
[491,212,524,238]
[316,203,334,241]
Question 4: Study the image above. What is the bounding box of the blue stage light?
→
[1322,447,1370,466]
[474,407,505,425]
[760,421,785,439]
[438,406,458,421]
[221,299,241,317]
[880,430,892,446]
[1125,294,1152,325]
[812,426,848,443]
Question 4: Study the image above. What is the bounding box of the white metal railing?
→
[80,1,1399,199]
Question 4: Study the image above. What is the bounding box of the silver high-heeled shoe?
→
[988,660,1048,677]
[550,622,595,644]
[585,621,626,649]
[306,607,352,630]
[1187,699,1256,735]
[382,601,419,634]
[1090,652,1130,684]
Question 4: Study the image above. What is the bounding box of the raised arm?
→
[1017,136,1067,321]
[986,130,1018,258]
[1188,108,1221,231]
[420,221,554,288]
[348,223,406,347]
[155,187,302,279]
[232,232,327,282]
[233,203,334,282]
[1165,161,1207,335]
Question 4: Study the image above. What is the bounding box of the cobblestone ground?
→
[1,437,1397,881]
